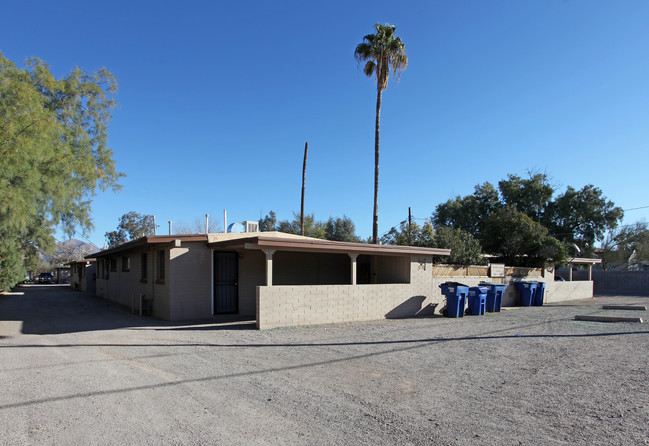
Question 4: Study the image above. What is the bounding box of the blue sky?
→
[3,0,648,247]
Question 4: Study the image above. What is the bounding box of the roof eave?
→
[208,236,451,256]
[88,234,209,258]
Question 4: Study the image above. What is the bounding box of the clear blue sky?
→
[3,0,648,247]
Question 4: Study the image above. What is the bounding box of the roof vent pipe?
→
[223,210,227,233]
[205,214,209,234]
[168,221,172,235]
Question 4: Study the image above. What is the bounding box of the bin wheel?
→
[465,307,472,316]
[442,309,448,317]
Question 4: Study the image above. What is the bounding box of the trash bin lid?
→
[441,281,469,287]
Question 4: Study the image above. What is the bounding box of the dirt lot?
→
[1,285,648,445]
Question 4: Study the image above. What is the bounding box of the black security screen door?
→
[213,251,238,314]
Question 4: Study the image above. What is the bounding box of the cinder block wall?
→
[431,275,595,312]
[256,256,433,329]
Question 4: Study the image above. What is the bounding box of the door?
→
[214,251,238,314]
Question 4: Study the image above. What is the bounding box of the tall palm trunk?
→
[372,88,382,244]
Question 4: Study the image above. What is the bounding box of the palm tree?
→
[355,23,407,244]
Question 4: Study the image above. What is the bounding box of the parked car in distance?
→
[37,272,54,284]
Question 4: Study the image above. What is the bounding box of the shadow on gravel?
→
[0,285,255,335]
[2,329,648,350]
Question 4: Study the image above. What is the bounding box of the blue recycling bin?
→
[468,286,488,316]
[533,281,546,306]
[480,282,506,312]
[439,282,469,318]
[514,281,538,306]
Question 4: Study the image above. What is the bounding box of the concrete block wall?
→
[545,281,593,303]
[431,275,594,311]
[256,255,433,329]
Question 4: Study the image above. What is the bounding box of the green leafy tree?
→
[432,182,500,238]
[381,220,435,247]
[0,53,121,290]
[0,237,25,290]
[105,212,155,248]
[381,221,484,265]
[498,172,553,222]
[258,211,278,232]
[543,185,623,255]
[482,206,566,267]
[433,226,485,266]
[324,216,361,242]
[277,213,326,239]
[355,23,407,244]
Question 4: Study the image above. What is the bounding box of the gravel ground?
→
[1,285,648,445]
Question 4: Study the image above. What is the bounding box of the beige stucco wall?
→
[256,255,434,329]
[168,243,211,320]
[80,263,96,292]
[238,250,265,316]
[94,243,264,321]
[95,248,171,319]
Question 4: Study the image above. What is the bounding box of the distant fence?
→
[593,271,649,296]
[431,264,543,278]
[431,265,488,277]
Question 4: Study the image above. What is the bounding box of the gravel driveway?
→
[1,285,648,445]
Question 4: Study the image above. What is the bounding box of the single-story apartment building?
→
[67,259,96,292]
[88,232,451,329]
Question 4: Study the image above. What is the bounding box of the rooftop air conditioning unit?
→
[244,221,259,233]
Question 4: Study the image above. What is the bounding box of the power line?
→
[624,205,649,211]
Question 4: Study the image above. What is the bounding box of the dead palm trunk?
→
[301,141,308,236]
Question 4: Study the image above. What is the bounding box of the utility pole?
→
[300,141,309,236]
[408,207,412,245]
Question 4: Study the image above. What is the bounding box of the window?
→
[110,258,117,272]
[122,256,130,272]
[157,250,165,281]
[141,253,148,281]
[102,259,110,279]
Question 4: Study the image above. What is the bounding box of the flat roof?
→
[567,257,602,265]
[209,233,451,256]
[89,232,451,258]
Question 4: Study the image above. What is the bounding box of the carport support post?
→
[349,253,358,285]
[569,262,573,281]
[263,249,275,286]
[588,264,592,281]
